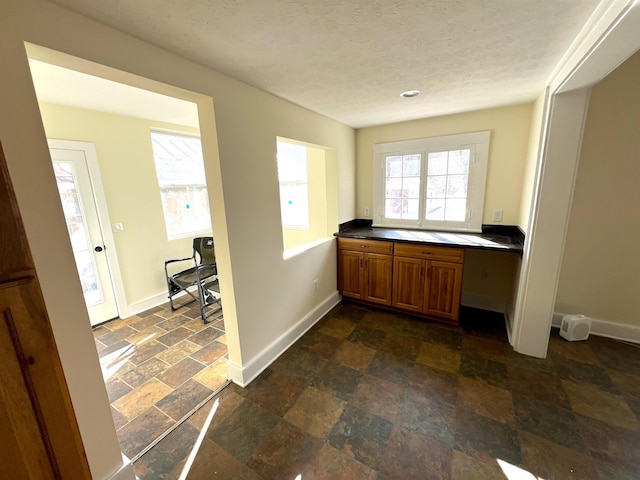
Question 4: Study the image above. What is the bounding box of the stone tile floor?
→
[133,301,640,479]
[92,302,228,460]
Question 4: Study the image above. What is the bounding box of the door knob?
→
[94,246,104,252]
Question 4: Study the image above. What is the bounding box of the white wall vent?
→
[560,314,591,341]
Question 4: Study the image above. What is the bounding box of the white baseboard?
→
[105,454,135,480]
[120,290,191,319]
[461,292,506,314]
[227,291,341,387]
[553,311,640,344]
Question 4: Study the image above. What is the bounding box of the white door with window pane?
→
[49,144,118,325]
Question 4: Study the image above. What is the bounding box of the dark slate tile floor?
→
[133,301,640,479]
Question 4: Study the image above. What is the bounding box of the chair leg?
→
[198,282,222,324]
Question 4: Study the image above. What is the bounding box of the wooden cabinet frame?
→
[337,238,393,306]
[338,237,464,324]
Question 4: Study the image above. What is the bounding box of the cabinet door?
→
[424,261,463,322]
[363,253,392,306]
[392,256,424,312]
[338,250,363,299]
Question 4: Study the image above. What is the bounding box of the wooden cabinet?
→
[337,238,393,306]
[392,243,464,323]
[337,235,465,324]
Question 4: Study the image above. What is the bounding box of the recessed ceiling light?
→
[399,89,421,98]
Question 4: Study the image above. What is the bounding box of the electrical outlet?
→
[364,207,370,217]
[313,279,318,292]
[492,210,503,222]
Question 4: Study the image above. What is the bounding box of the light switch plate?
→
[112,223,124,232]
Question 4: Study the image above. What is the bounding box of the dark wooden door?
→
[0,141,91,479]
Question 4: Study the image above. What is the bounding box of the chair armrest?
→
[164,256,193,267]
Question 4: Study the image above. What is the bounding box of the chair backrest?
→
[193,237,216,265]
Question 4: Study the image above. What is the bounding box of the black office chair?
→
[164,237,222,323]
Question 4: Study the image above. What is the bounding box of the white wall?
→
[0,1,355,478]
[556,50,640,328]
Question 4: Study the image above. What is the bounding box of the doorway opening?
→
[28,54,231,462]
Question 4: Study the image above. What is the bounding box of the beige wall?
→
[519,91,548,232]
[39,102,203,306]
[356,102,534,225]
[356,103,534,310]
[556,51,640,327]
[0,1,355,478]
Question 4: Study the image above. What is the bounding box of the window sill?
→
[283,236,333,260]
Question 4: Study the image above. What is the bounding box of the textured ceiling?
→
[47,0,602,128]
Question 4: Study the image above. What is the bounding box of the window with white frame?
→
[150,130,212,239]
[373,131,490,232]
[276,140,309,229]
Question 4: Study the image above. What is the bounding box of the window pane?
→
[279,184,309,228]
[386,156,402,177]
[277,142,307,182]
[403,199,419,220]
[68,222,88,251]
[53,161,103,307]
[447,175,468,197]
[151,131,211,238]
[428,152,448,175]
[445,198,466,221]
[386,178,402,198]
[277,141,309,229]
[448,150,470,174]
[427,175,446,198]
[151,132,206,186]
[402,177,420,198]
[402,155,421,176]
[160,187,212,238]
[75,250,101,306]
[385,199,402,219]
[425,198,445,220]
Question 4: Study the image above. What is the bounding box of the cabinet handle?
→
[360,258,363,268]
[360,245,369,249]
[426,267,431,278]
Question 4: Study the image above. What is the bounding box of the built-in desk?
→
[334,223,524,324]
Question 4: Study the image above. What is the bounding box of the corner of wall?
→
[227,291,340,387]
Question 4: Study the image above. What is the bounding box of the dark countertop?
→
[335,225,524,253]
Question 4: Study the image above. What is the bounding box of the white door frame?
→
[512,0,640,357]
[48,138,128,321]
